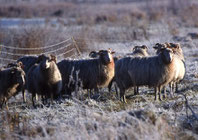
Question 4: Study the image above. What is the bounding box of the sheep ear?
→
[174,43,180,49]
[98,50,103,53]
[141,45,148,50]
[166,43,171,48]
[50,54,57,63]
[153,46,158,49]
[133,46,138,51]
[17,61,24,69]
[108,48,115,54]
[111,51,115,54]
[98,50,103,55]
[89,51,97,57]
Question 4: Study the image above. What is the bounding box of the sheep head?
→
[39,54,57,70]
[167,43,182,53]
[11,67,26,86]
[98,49,115,65]
[6,61,24,69]
[50,54,57,63]
[133,45,148,51]
[37,54,49,63]
[160,47,174,64]
[153,43,166,54]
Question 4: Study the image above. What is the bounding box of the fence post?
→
[72,37,81,56]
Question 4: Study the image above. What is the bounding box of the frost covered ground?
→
[0,22,198,140]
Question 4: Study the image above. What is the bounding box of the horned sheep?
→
[26,54,62,107]
[153,43,185,94]
[109,45,149,95]
[115,46,176,103]
[17,54,57,102]
[57,49,115,97]
[0,63,25,108]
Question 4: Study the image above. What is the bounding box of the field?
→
[0,0,198,139]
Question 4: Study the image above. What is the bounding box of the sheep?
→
[0,64,25,108]
[127,45,150,95]
[115,47,176,103]
[153,43,185,94]
[166,43,185,94]
[26,54,62,107]
[58,49,115,97]
[89,50,119,96]
[153,43,184,61]
[17,54,57,102]
[89,46,149,97]
[109,45,149,96]
[127,45,149,57]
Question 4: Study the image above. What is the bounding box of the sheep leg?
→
[41,95,45,105]
[175,82,179,93]
[137,86,139,95]
[163,86,167,99]
[108,80,113,94]
[22,89,26,103]
[114,84,119,99]
[87,89,92,99]
[32,93,36,108]
[0,103,3,109]
[4,98,9,110]
[123,95,127,103]
[87,89,90,99]
[94,88,99,95]
[158,86,162,101]
[169,82,174,98]
[120,88,127,103]
[154,87,157,101]
[50,92,54,104]
[134,86,137,95]
[0,98,5,108]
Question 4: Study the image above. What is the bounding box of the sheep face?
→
[40,58,54,70]
[11,67,26,86]
[167,43,183,54]
[160,48,174,64]
[133,45,148,51]
[98,49,115,65]
[39,54,57,70]
[132,45,149,57]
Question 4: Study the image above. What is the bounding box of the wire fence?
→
[0,37,81,66]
